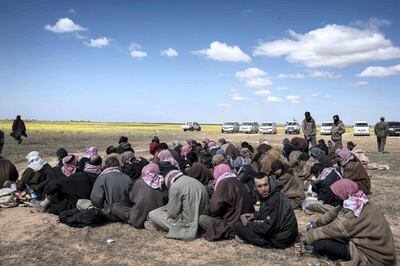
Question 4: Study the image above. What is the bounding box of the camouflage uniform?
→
[331,120,345,149]
[302,117,317,147]
[374,121,388,152]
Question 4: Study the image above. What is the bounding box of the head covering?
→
[207,141,217,149]
[100,166,121,176]
[121,151,135,165]
[164,170,183,188]
[56,148,68,160]
[172,141,181,148]
[212,154,226,166]
[186,162,211,185]
[202,137,210,145]
[282,143,295,158]
[330,179,368,217]
[141,163,164,189]
[62,155,78,177]
[84,163,102,174]
[149,142,160,155]
[335,149,354,166]
[259,139,269,145]
[119,136,128,144]
[186,137,194,145]
[157,150,180,170]
[180,144,191,157]
[213,163,235,189]
[310,146,323,158]
[26,151,47,172]
[316,167,342,182]
[85,146,98,159]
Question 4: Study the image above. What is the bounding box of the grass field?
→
[0,123,398,266]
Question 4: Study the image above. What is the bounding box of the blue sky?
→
[0,0,399,124]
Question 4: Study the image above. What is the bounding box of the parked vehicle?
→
[285,121,300,134]
[221,122,240,133]
[388,121,400,136]
[259,122,277,134]
[353,121,370,136]
[182,122,201,132]
[239,122,259,134]
[320,122,333,135]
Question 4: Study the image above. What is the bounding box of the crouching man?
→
[234,174,298,248]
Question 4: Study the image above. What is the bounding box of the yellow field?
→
[0,121,222,133]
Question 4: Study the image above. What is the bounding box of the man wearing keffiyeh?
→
[302,179,395,265]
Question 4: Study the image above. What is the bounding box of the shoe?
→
[234,235,245,244]
[144,221,158,231]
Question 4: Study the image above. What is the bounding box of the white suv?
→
[353,121,370,136]
[221,122,240,133]
[239,122,259,134]
[260,122,277,134]
[285,121,300,134]
[320,122,333,135]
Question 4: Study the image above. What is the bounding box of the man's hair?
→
[318,139,326,144]
[333,115,339,119]
[159,143,169,150]
[380,116,385,121]
[105,156,120,168]
[90,155,102,166]
[347,141,355,147]
[305,111,310,116]
[254,172,268,180]
[257,144,272,154]
[118,136,128,144]
[271,160,284,172]
[310,163,324,176]
[106,146,116,155]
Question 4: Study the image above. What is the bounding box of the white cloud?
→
[254,89,271,96]
[235,67,272,88]
[129,42,147,59]
[311,93,320,97]
[351,17,391,31]
[277,73,305,79]
[229,89,245,101]
[253,23,400,68]
[130,50,147,58]
[277,87,288,91]
[358,64,400,77]
[217,103,231,107]
[349,81,369,87]
[266,96,283,102]
[193,41,251,62]
[84,37,111,48]
[68,9,77,14]
[286,95,301,103]
[324,94,331,98]
[44,18,87,33]
[307,70,341,78]
[161,48,178,57]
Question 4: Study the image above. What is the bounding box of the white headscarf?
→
[26,151,47,172]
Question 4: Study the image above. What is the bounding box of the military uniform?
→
[374,121,388,152]
[302,117,317,147]
[331,120,345,149]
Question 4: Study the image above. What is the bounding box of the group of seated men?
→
[0,135,396,265]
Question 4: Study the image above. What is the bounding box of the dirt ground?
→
[0,130,399,265]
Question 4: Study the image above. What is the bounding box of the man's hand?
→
[240,213,254,226]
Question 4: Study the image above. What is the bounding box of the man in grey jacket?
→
[302,111,317,147]
[146,170,210,240]
[90,156,133,220]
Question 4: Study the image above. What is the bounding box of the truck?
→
[182,122,201,132]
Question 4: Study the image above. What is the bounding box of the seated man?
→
[111,163,168,228]
[270,161,304,209]
[146,170,209,240]
[347,141,389,170]
[302,179,395,265]
[199,163,254,241]
[234,174,298,248]
[256,144,281,174]
[310,163,342,207]
[46,155,102,215]
[90,156,133,220]
[0,154,19,188]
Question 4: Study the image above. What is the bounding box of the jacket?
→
[331,120,345,141]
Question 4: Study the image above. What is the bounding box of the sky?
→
[0,0,399,125]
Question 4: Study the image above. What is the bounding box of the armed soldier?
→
[374,117,389,153]
[331,115,345,149]
[302,111,317,147]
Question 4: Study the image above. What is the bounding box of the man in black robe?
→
[11,115,27,144]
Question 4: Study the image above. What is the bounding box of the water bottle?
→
[26,185,38,200]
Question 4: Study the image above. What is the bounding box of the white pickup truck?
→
[182,122,201,132]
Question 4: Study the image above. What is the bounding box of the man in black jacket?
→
[234,174,298,248]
